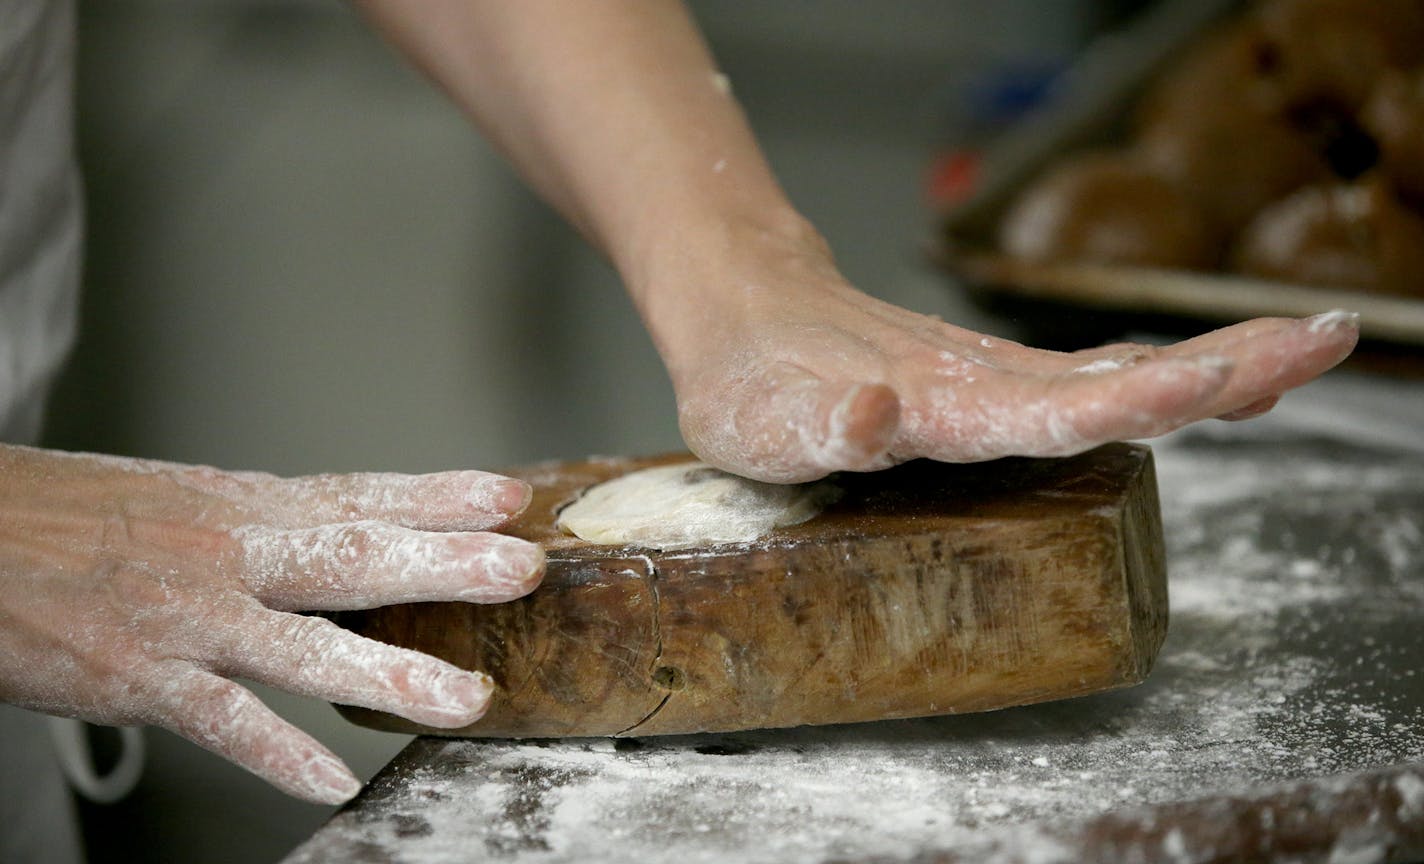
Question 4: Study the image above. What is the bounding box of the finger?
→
[233,521,545,610]
[1162,311,1358,416]
[215,608,493,729]
[1217,394,1280,421]
[268,470,533,532]
[145,664,360,804]
[1156,315,1305,356]
[681,362,900,483]
[900,355,1233,461]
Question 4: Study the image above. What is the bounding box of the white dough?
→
[556,461,839,550]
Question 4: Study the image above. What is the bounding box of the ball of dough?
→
[998,152,1219,269]
[1362,69,1424,203]
[556,461,840,550]
[1231,178,1424,297]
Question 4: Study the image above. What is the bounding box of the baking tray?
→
[934,0,1424,351]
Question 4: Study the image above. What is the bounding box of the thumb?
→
[679,362,900,484]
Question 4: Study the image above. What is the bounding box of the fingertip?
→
[299,751,363,805]
[159,670,364,806]
[449,473,534,529]
[454,535,545,603]
[1304,309,1360,335]
[461,671,497,723]
[490,478,533,516]
[1304,310,1361,370]
[415,668,496,728]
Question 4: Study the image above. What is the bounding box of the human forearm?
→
[354,1,807,315]
[357,1,1359,484]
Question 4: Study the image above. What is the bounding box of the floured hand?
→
[0,445,543,804]
[643,222,1360,483]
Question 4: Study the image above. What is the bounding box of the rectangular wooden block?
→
[334,443,1167,738]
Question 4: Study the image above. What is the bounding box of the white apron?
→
[2,1,86,861]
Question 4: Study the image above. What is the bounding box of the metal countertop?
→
[284,372,1424,864]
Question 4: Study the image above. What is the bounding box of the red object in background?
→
[926,149,982,210]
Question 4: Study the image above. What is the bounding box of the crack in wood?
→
[616,555,671,736]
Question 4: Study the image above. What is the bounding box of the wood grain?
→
[334,443,1167,738]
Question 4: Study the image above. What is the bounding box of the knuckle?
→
[183,691,251,746]
[297,473,362,521]
[285,522,393,575]
[323,522,389,567]
[269,612,342,659]
[179,675,240,712]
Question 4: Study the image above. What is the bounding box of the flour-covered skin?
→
[354,2,1359,485]
[0,445,543,804]
[652,231,1360,483]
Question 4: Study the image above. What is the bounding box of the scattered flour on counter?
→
[290,436,1424,864]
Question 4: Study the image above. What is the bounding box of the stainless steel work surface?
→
[285,377,1424,864]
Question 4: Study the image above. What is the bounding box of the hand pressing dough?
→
[556,461,839,550]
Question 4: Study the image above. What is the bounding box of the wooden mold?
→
[334,442,1167,738]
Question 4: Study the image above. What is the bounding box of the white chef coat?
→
[2,0,86,862]
[0,0,81,439]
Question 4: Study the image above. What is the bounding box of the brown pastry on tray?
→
[1135,19,1287,126]
[1362,69,1424,204]
[1232,177,1424,298]
[1138,97,1331,236]
[998,151,1219,270]
[1253,0,1424,112]
[1133,20,1331,235]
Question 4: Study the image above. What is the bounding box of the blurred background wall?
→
[43,1,1113,860]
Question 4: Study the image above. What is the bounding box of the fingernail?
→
[493,536,544,576]
[432,670,494,721]
[302,753,362,805]
[457,537,544,602]
[1306,309,1359,333]
[491,479,532,513]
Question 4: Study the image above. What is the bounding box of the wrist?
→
[622,203,835,378]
